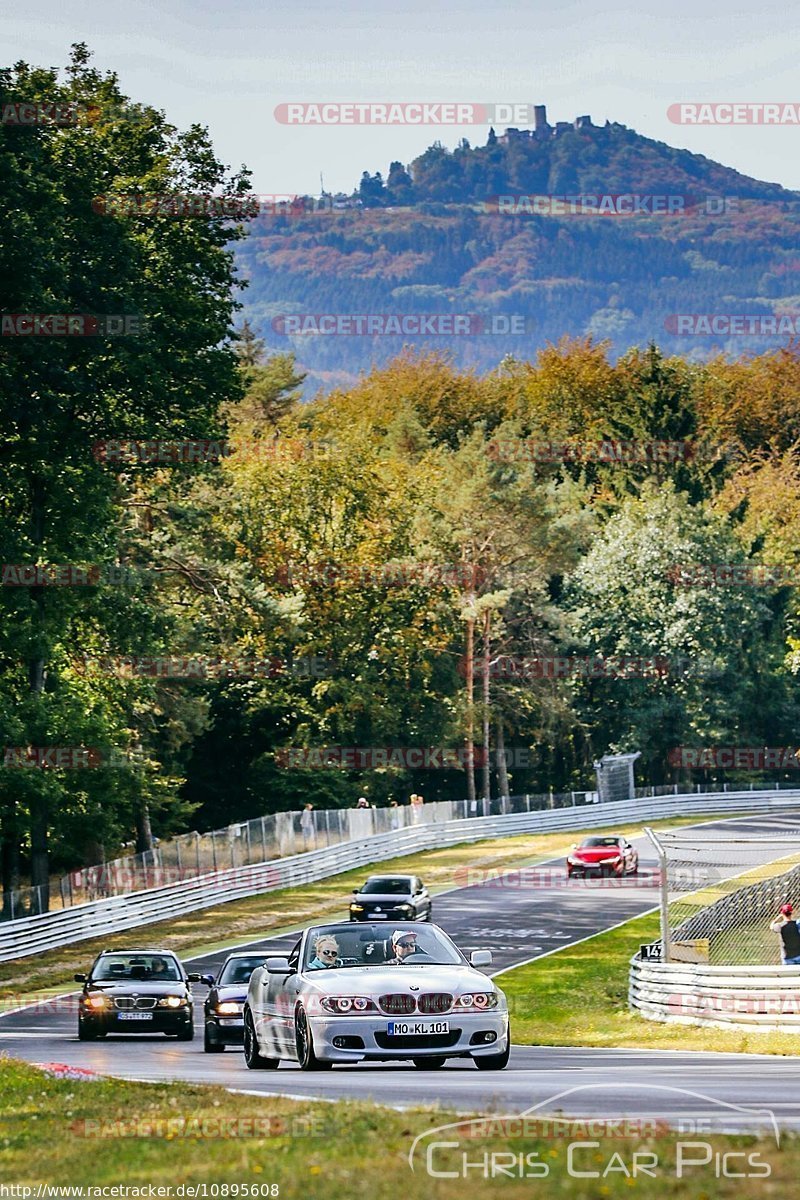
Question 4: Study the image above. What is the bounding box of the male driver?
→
[386,929,419,964]
[769,903,800,964]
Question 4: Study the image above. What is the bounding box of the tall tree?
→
[0,45,248,907]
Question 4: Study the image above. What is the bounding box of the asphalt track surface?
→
[3,811,800,1130]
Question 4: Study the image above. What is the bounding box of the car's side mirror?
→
[571,843,578,850]
[470,950,492,968]
[265,956,291,973]
[352,888,358,893]
[187,972,213,985]
[74,973,87,983]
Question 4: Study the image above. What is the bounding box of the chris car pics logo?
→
[408,1085,778,1180]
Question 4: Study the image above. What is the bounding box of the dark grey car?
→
[198,952,266,1052]
[349,874,432,922]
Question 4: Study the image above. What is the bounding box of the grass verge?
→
[0,1057,795,1196]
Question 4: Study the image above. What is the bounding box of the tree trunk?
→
[135,797,155,854]
[481,608,491,803]
[1,803,21,919]
[27,476,50,911]
[496,717,510,799]
[464,617,476,805]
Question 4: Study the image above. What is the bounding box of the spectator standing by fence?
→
[410,793,424,825]
[300,803,315,848]
[769,903,800,964]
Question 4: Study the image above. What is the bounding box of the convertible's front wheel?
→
[473,1038,510,1070]
[244,1009,279,1069]
[295,1006,332,1071]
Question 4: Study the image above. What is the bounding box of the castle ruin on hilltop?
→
[498,105,617,144]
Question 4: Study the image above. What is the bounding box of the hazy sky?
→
[4,0,800,195]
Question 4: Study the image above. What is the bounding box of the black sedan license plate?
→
[387,1020,449,1035]
[118,1012,153,1021]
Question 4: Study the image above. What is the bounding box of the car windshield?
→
[302,924,463,969]
[359,878,412,895]
[92,954,181,982]
[580,837,622,849]
[218,957,264,985]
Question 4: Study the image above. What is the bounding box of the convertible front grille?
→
[114,996,157,1010]
[418,992,452,1014]
[378,993,416,1015]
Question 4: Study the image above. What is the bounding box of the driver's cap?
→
[391,929,418,946]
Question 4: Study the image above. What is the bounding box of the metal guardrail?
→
[2,788,799,964]
[3,790,599,918]
[5,780,790,919]
[629,959,800,1030]
[630,855,800,1029]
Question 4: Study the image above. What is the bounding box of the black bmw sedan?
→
[75,949,196,1040]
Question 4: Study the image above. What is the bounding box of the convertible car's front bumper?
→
[306,1010,509,1061]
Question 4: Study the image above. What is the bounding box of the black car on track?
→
[75,949,198,1041]
[197,952,267,1052]
[349,874,432,922]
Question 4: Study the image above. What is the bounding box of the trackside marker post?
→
[645,826,670,963]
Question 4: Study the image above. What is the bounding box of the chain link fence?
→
[2,786,605,920]
[645,820,800,964]
[3,779,795,922]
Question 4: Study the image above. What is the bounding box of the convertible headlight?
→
[454,992,499,1011]
[157,995,185,1008]
[600,855,622,864]
[319,995,378,1014]
[567,856,581,866]
[85,993,110,1009]
[215,1001,243,1015]
[350,904,364,911]
[397,904,414,911]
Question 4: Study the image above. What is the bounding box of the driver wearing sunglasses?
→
[386,929,419,963]
[307,935,340,970]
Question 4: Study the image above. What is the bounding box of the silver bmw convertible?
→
[243,921,510,1070]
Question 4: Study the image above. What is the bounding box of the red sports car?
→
[566,834,639,878]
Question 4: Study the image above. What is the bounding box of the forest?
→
[4,49,800,904]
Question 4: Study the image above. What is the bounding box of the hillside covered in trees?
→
[239,121,800,389]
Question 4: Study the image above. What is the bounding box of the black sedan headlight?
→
[214,1001,244,1015]
[83,992,112,1011]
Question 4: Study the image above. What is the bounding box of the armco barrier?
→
[629,958,800,1031]
[2,789,799,963]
